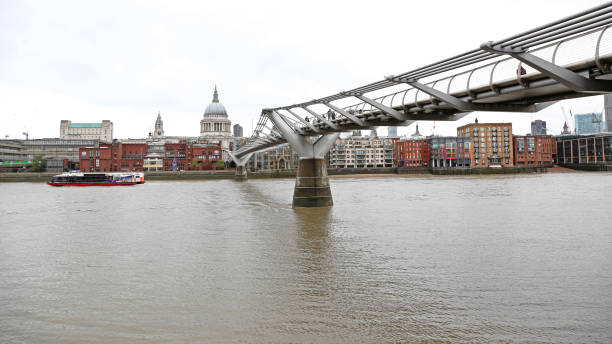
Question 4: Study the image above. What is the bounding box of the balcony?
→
[122,154,146,159]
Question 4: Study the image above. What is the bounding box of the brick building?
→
[114,142,147,172]
[79,141,222,172]
[163,143,189,171]
[393,138,429,167]
[513,135,556,166]
[79,144,113,172]
[189,143,222,170]
[457,122,513,168]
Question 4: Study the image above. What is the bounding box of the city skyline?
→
[0,0,606,140]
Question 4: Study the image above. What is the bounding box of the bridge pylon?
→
[268,110,340,207]
[228,152,253,181]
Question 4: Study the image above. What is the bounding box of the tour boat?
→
[47,172,145,186]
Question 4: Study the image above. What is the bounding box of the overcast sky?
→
[0,0,607,140]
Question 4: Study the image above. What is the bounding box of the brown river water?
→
[1,173,611,343]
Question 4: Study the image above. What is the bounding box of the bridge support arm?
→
[301,106,338,129]
[324,102,365,126]
[344,93,406,121]
[284,108,320,133]
[481,42,612,93]
[388,76,557,112]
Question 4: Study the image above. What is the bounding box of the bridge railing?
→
[312,24,612,125]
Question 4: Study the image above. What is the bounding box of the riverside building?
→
[247,144,298,170]
[513,135,556,166]
[23,138,99,171]
[328,136,394,168]
[457,121,513,168]
[0,140,27,162]
[428,136,471,168]
[79,140,222,172]
[393,124,429,167]
[393,137,429,167]
[555,133,612,165]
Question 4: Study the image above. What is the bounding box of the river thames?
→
[1,173,611,343]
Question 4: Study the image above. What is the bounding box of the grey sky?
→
[0,0,607,140]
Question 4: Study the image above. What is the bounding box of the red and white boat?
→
[47,172,145,186]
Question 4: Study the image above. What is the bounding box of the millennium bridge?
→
[228,3,612,207]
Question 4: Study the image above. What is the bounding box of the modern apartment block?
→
[513,135,556,166]
[428,136,471,168]
[328,136,395,168]
[457,122,513,167]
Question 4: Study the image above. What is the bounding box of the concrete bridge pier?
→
[293,156,333,207]
[268,110,340,207]
[228,152,253,181]
[234,165,248,181]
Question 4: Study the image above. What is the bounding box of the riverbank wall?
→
[0,165,571,182]
[560,164,612,172]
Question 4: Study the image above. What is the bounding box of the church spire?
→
[561,121,570,135]
[411,122,422,137]
[153,111,164,138]
[212,85,219,103]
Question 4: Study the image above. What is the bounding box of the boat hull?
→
[47,182,136,187]
[47,172,144,186]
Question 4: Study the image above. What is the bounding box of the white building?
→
[329,136,394,168]
[60,120,113,143]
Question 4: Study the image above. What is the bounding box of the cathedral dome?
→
[203,86,228,118]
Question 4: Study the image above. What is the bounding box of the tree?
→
[215,160,224,170]
[30,155,46,172]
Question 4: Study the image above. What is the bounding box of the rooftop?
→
[68,123,103,128]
